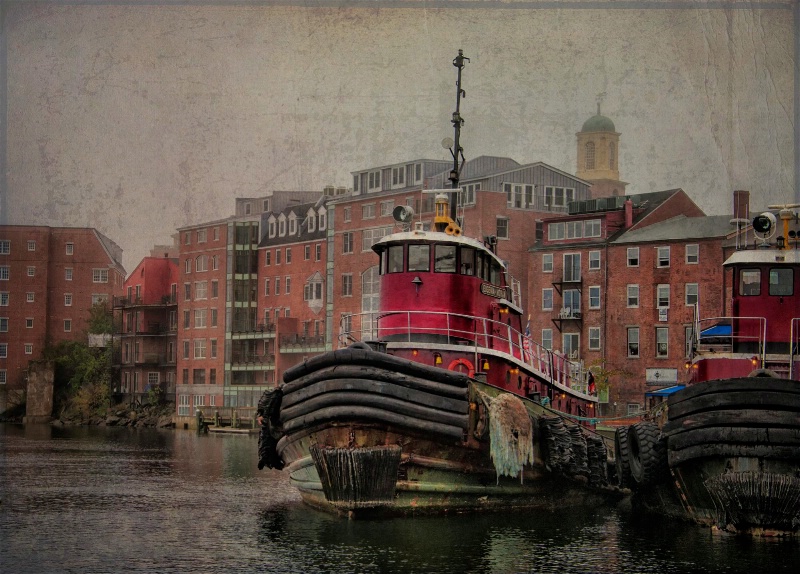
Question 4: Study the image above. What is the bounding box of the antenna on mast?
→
[447,49,469,223]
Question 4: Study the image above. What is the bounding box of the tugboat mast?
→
[448,49,469,223]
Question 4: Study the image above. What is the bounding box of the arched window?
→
[609,142,616,169]
[195,255,208,272]
[585,142,595,170]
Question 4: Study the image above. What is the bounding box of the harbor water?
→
[0,424,797,574]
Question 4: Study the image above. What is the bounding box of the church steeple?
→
[576,94,627,199]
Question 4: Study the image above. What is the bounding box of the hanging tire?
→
[627,421,667,488]
[614,426,632,488]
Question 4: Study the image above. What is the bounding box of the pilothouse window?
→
[739,269,761,296]
[408,245,430,272]
[769,268,793,296]
[387,245,404,273]
[460,247,475,276]
[434,245,456,273]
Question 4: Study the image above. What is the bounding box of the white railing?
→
[339,311,589,391]
[693,315,767,359]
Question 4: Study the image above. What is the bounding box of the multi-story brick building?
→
[172,192,319,422]
[0,225,125,411]
[113,256,179,406]
[528,190,733,417]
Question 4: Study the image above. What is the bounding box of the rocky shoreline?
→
[1,404,175,429]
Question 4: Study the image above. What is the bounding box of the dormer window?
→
[319,207,327,231]
[279,217,286,237]
[244,202,252,215]
[289,214,297,235]
[268,216,276,238]
[307,209,316,232]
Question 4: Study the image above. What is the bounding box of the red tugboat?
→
[257,51,617,517]
[617,200,800,536]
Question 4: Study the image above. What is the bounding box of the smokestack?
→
[733,189,750,220]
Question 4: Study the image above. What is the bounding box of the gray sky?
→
[3,1,796,270]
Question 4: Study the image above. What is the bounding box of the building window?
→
[194,309,207,329]
[64,293,72,306]
[27,240,36,251]
[289,217,297,236]
[286,248,292,264]
[0,343,6,358]
[65,268,73,281]
[542,253,553,273]
[184,232,191,245]
[92,268,109,283]
[194,339,207,359]
[184,283,191,301]
[544,186,575,208]
[342,274,353,297]
[362,227,391,252]
[343,232,354,254]
[627,284,639,307]
[183,341,190,359]
[588,327,601,350]
[24,292,33,303]
[609,142,616,169]
[563,253,581,282]
[548,222,565,240]
[0,266,8,281]
[541,329,553,350]
[685,283,698,306]
[627,403,642,416]
[0,240,9,254]
[197,229,207,243]
[0,317,7,332]
[210,369,217,385]
[588,250,600,270]
[64,319,72,332]
[657,284,670,308]
[193,370,206,386]
[264,251,271,266]
[92,293,109,305]
[656,327,669,357]
[264,278,270,296]
[0,370,5,384]
[627,247,639,267]
[585,141,596,170]
[627,327,640,358]
[589,286,601,309]
[315,244,322,261]
[304,245,311,260]
[566,221,583,239]
[27,266,35,277]
[210,309,218,328]
[657,246,670,268]
[343,206,351,223]
[496,218,509,240]
[276,249,282,265]
[24,343,33,354]
[26,318,33,328]
[274,277,280,296]
[211,280,218,299]
[380,200,394,217]
[183,310,190,329]
[362,204,376,219]
[542,288,553,311]
[0,293,7,306]
[195,281,208,300]
[195,255,208,272]
[585,220,601,238]
[686,244,699,264]
[285,277,291,294]
[563,289,581,315]
[211,339,218,359]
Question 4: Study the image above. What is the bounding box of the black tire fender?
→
[627,421,667,488]
[614,426,632,488]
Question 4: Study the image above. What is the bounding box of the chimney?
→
[733,189,750,220]
[624,198,633,228]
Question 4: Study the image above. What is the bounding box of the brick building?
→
[113,255,179,406]
[0,225,125,411]
[528,190,733,417]
[171,192,319,422]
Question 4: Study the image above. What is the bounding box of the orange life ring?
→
[448,358,475,378]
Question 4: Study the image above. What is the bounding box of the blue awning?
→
[645,385,685,397]
[700,324,731,337]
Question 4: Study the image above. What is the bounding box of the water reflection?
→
[1,424,797,574]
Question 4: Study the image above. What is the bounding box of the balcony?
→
[230,322,276,340]
[551,307,582,332]
[230,353,275,371]
[279,334,326,353]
